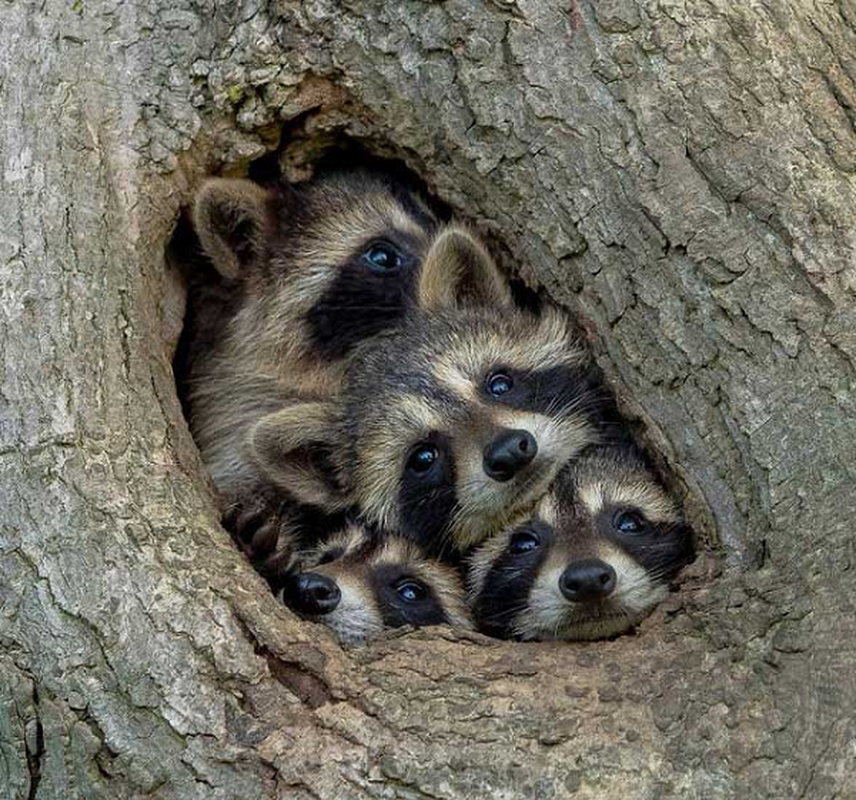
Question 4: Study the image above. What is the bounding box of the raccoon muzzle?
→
[482,428,538,482]
[558,559,617,602]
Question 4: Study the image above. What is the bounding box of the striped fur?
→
[468,444,694,640]
[280,523,472,645]
[252,303,606,556]
[180,169,510,550]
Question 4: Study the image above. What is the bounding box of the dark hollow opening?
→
[165,131,700,645]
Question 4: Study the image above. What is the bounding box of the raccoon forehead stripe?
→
[536,494,558,526]
[309,192,429,257]
[389,394,448,436]
[431,316,587,393]
[513,309,588,369]
[432,359,478,402]
[375,536,423,565]
[578,480,679,523]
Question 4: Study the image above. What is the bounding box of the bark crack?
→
[24,687,44,800]
[263,652,333,710]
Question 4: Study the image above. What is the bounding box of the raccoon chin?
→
[451,461,555,549]
[511,602,648,642]
[303,584,385,646]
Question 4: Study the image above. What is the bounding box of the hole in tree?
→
[166,130,700,646]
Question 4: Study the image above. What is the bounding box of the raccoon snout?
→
[559,559,616,602]
[291,573,342,616]
[483,429,538,482]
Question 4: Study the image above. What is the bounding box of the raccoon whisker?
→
[544,391,587,417]
[627,560,678,584]
[616,574,653,592]
[542,389,592,420]
[551,610,563,640]
[433,528,457,563]
[480,601,532,627]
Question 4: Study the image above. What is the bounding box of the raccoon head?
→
[251,302,599,553]
[190,172,512,502]
[467,444,695,641]
[347,305,602,554]
[193,170,510,364]
[246,223,545,539]
[279,524,472,645]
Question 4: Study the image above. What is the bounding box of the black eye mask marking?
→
[306,232,423,360]
[483,364,603,422]
[371,564,449,628]
[317,546,345,565]
[398,433,458,555]
[471,522,553,639]
[603,508,694,582]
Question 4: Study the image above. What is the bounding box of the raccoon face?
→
[279,524,471,645]
[190,170,511,502]
[468,445,694,640]
[342,306,599,553]
[193,169,509,366]
[247,222,520,518]
[251,306,599,553]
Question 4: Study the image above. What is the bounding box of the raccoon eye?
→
[395,579,428,603]
[509,531,540,554]
[487,372,514,397]
[406,445,439,474]
[614,511,647,534]
[363,242,402,272]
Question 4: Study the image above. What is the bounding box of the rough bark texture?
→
[2,1,855,798]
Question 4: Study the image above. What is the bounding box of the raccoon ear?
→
[249,403,349,512]
[192,178,272,279]
[417,227,513,311]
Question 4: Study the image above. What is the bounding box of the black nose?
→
[483,429,538,481]
[559,559,616,602]
[288,573,341,616]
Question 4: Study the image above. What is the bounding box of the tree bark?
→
[2,1,855,798]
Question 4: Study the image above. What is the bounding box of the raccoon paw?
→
[222,493,300,590]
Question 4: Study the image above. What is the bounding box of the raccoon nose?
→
[559,559,616,602]
[483,429,538,481]
[292,573,341,616]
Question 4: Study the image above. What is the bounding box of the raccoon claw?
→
[222,494,299,589]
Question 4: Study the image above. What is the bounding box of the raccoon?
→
[467,444,694,641]
[179,168,510,536]
[250,245,603,555]
[279,524,472,645]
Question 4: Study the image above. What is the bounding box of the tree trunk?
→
[2,1,855,797]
